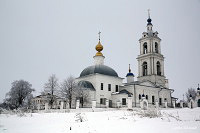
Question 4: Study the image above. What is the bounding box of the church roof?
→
[77,80,95,91]
[147,18,152,25]
[80,65,118,77]
[197,84,200,90]
[112,89,132,97]
[126,72,134,77]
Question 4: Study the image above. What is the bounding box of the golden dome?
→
[95,41,103,56]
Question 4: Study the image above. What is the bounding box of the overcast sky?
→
[0,0,200,102]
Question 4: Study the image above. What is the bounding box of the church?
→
[75,14,176,109]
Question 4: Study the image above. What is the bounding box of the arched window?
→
[146,95,148,100]
[139,94,141,100]
[155,42,158,53]
[157,61,161,76]
[142,62,148,76]
[143,43,147,54]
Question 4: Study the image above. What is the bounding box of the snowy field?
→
[0,108,200,133]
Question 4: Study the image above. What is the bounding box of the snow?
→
[0,108,200,133]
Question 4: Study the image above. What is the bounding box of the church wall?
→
[120,84,160,107]
[76,74,123,106]
[111,94,128,108]
[159,89,172,107]
[94,74,123,105]
[138,60,141,77]
[134,85,159,107]
[121,83,172,108]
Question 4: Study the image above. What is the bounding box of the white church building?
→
[75,15,176,108]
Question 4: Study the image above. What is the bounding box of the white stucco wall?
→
[76,73,123,106]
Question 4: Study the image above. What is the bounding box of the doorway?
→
[109,100,112,107]
[198,99,200,107]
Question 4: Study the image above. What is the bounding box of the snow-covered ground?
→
[0,108,200,133]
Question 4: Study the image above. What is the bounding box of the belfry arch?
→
[142,62,148,76]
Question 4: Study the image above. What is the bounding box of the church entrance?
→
[109,100,112,107]
[143,101,147,110]
[198,99,200,107]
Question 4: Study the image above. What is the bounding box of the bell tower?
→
[137,10,167,87]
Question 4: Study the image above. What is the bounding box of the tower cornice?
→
[139,36,161,42]
[137,54,164,61]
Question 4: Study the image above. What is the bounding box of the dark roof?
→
[118,89,133,97]
[197,87,200,90]
[147,18,152,25]
[126,72,134,77]
[80,65,118,77]
[77,80,95,91]
[34,93,60,99]
[171,97,178,100]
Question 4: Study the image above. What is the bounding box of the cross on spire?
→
[98,31,101,41]
[148,9,150,18]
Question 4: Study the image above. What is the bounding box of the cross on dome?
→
[129,64,131,73]
[98,31,101,41]
[95,31,103,56]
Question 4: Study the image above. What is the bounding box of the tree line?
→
[0,75,88,110]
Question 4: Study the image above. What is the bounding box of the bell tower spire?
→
[147,9,153,32]
[137,11,167,87]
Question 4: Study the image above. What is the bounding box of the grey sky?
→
[0,0,200,102]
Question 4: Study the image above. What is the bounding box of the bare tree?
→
[44,74,59,109]
[185,88,197,102]
[5,80,35,109]
[60,76,76,109]
[75,86,90,108]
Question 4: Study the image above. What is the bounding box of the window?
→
[100,98,106,105]
[164,98,167,101]
[122,98,126,105]
[143,43,148,54]
[152,96,155,104]
[115,85,119,92]
[157,61,161,76]
[101,83,103,90]
[108,84,111,91]
[155,42,158,53]
[146,95,148,100]
[139,94,141,100]
[142,62,148,76]
[100,98,103,104]
[159,98,162,105]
